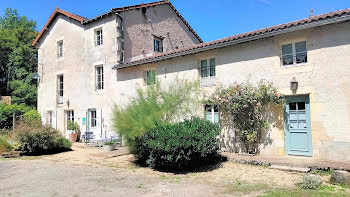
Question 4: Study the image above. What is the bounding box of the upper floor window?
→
[146,69,156,85]
[95,29,103,46]
[200,58,216,86]
[282,41,307,66]
[57,41,63,58]
[57,75,64,104]
[154,37,163,53]
[96,66,104,90]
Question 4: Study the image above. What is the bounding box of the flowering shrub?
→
[205,80,284,154]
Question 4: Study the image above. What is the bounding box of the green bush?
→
[136,117,220,170]
[0,103,31,129]
[113,79,201,154]
[0,136,11,153]
[54,137,72,150]
[10,123,70,154]
[23,109,41,126]
[299,175,323,190]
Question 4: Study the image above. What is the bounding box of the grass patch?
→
[137,183,144,188]
[310,169,333,176]
[260,185,350,197]
[225,180,270,194]
[160,175,182,183]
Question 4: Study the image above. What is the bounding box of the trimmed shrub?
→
[10,123,70,154]
[136,117,220,170]
[299,174,323,190]
[54,137,72,150]
[0,136,11,154]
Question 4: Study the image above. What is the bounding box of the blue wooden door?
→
[284,95,312,156]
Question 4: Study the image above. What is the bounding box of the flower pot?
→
[68,133,78,143]
[103,144,116,152]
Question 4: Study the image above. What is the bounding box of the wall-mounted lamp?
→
[66,99,70,108]
[290,77,298,91]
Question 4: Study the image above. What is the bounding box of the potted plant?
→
[67,120,79,143]
[103,140,116,152]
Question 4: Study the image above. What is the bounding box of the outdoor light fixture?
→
[32,73,40,80]
[66,99,70,108]
[290,77,298,91]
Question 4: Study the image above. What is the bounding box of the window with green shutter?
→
[146,69,156,85]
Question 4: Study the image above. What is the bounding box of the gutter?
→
[114,14,350,70]
[114,12,125,63]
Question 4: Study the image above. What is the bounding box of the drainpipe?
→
[115,12,124,63]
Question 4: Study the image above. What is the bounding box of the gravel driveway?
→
[0,159,222,197]
[0,144,304,197]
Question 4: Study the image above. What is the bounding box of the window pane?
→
[209,58,216,77]
[214,112,219,124]
[201,60,208,77]
[297,102,305,110]
[282,44,293,55]
[289,102,296,110]
[295,41,306,53]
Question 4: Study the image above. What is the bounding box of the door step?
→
[268,164,310,173]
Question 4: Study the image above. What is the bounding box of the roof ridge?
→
[112,0,169,11]
[117,7,350,68]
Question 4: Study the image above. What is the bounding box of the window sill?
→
[282,62,307,68]
[95,89,104,95]
[200,77,216,87]
[56,57,64,62]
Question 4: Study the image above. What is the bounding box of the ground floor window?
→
[48,111,53,127]
[66,110,74,130]
[90,109,97,128]
[205,104,219,124]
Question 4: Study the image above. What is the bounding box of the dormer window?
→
[153,37,163,53]
[57,40,63,58]
[95,29,103,46]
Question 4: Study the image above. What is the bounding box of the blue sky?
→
[0,0,349,42]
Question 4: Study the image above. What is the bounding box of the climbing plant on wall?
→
[205,80,285,154]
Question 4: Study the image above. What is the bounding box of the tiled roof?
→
[32,8,87,46]
[116,7,350,69]
[32,1,202,46]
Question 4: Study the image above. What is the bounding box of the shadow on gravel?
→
[132,153,228,174]
[21,148,72,156]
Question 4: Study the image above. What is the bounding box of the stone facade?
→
[36,3,201,139]
[36,3,350,162]
[115,21,350,162]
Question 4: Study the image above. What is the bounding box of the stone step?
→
[268,164,310,173]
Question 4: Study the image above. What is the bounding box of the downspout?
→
[115,12,124,63]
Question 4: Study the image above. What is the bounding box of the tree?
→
[0,8,38,108]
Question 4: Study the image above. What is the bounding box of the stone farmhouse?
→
[33,1,350,162]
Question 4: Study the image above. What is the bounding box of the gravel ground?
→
[0,144,305,197]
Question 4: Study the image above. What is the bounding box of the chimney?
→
[310,9,314,18]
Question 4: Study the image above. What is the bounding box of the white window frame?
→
[90,110,97,128]
[48,111,53,127]
[57,40,63,58]
[66,110,74,130]
[95,65,104,90]
[200,58,216,86]
[57,75,64,104]
[95,29,103,46]
[281,41,307,67]
[145,69,156,86]
[205,105,219,124]
[153,37,163,53]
